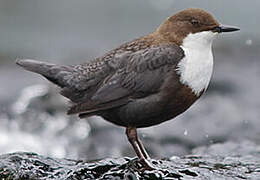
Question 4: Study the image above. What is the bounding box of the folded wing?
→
[16,44,184,117]
[67,44,184,116]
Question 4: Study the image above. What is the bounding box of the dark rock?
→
[1,141,260,180]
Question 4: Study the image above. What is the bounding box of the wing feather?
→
[68,44,184,115]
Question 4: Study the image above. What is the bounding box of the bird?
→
[16,8,239,169]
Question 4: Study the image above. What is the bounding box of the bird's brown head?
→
[156,8,239,45]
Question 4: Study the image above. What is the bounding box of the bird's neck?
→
[155,21,185,46]
[176,31,217,96]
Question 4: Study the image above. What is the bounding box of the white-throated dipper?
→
[16,8,239,169]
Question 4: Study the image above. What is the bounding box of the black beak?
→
[215,25,240,33]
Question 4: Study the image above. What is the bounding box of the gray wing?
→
[16,58,115,103]
[68,44,184,115]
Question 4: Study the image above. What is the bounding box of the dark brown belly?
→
[100,81,201,128]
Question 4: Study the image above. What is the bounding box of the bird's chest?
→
[176,44,213,96]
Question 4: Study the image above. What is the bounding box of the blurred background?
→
[0,0,259,160]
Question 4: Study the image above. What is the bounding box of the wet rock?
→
[0,141,260,180]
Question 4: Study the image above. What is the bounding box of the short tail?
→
[16,59,74,88]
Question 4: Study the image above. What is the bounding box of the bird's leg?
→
[136,138,150,159]
[126,127,153,169]
[126,127,150,159]
[126,127,144,159]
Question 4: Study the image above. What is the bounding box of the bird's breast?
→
[176,31,215,96]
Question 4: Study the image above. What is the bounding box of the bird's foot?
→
[139,158,156,171]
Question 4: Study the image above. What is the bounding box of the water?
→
[1,144,260,180]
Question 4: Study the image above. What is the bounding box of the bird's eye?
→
[190,19,200,26]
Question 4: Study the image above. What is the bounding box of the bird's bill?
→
[214,25,240,33]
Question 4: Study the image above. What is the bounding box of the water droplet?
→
[184,129,188,136]
[170,156,180,160]
[246,39,252,46]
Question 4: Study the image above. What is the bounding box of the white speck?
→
[184,129,188,136]
[205,134,209,138]
[108,80,117,85]
[112,80,117,84]
[170,156,180,161]
[245,39,252,46]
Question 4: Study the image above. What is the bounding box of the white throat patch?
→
[176,31,217,96]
